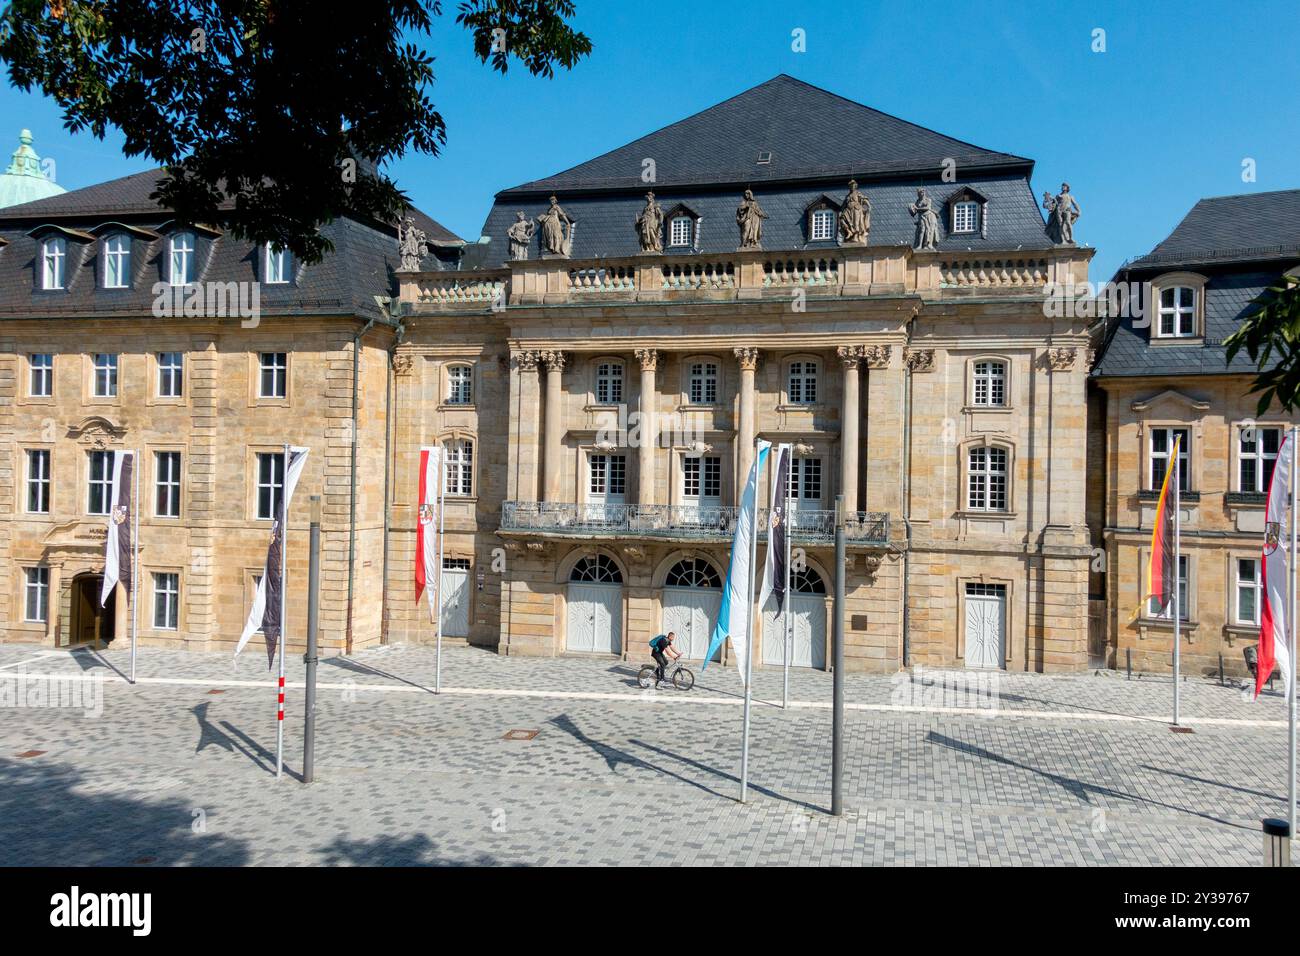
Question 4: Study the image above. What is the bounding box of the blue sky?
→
[3,0,1297,280]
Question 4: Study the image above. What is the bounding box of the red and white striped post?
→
[276,442,289,779]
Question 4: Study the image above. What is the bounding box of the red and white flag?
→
[1258,430,1293,699]
[415,446,443,622]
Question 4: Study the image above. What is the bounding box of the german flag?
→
[1136,435,1180,619]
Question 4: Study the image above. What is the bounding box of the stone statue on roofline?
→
[1043,182,1080,245]
[736,189,767,249]
[506,211,535,260]
[635,191,664,253]
[397,215,428,271]
[839,179,871,243]
[537,195,575,256]
[908,188,940,251]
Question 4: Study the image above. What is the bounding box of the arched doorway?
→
[762,565,827,669]
[566,554,623,654]
[661,557,722,661]
[70,573,116,647]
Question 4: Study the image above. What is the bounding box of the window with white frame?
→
[688,361,718,404]
[810,208,836,241]
[1236,558,1263,626]
[669,216,692,247]
[103,233,131,288]
[683,455,722,504]
[1238,425,1281,493]
[87,449,112,515]
[446,364,473,405]
[153,572,179,630]
[588,453,626,502]
[786,457,822,508]
[93,353,118,398]
[595,361,624,404]
[972,359,1007,407]
[24,567,49,623]
[29,353,53,397]
[1157,286,1196,338]
[1148,554,1189,620]
[42,236,66,290]
[26,449,50,514]
[1150,427,1190,492]
[967,446,1008,512]
[256,452,285,520]
[952,200,979,234]
[264,244,289,284]
[443,438,473,496]
[788,360,818,405]
[157,351,183,397]
[259,352,287,398]
[155,451,182,518]
[169,231,196,286]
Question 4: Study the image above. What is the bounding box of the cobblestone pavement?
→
[0,640,1293,866]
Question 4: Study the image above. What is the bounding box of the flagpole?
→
[276,442,288,779]
[435,448,446,695]
[782,453,792,710]
[1289,425,1297,835]
[130,449,139,686]
[739,439,760,804]
[1173,439,1181,727]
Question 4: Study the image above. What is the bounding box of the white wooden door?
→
[964,583,1006,669]
[566,583,621,654]
[439,562,470,637]
[661,587,721,661]
[762,594,826,669]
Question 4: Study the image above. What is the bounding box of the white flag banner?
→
[415,446,443,622]
[236,446,310,664]
[100,451,135,607]
[1258,431,1293,697]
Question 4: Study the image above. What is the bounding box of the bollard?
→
[1263,818,1291,866]
[1126,648,1131,681]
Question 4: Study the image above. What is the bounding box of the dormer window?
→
[264,243,289,284]
[41,237,66,290]
[169,231,195,286]
[810,208,836,242]
[1158,287,1196,337]
[669,215,693,248]
[103,233,130,289]
[952,201,979,234]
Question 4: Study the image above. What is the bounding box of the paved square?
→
[0,640,1293,866]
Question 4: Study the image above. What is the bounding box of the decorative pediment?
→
[664,202,701,221]
[803,193,842,213]
[67,416,127,446]
[1130,389,1210,414]
[43,518,108,552]
[25,223,95,243]
[946,186,988,207]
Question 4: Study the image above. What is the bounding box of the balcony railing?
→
[500,501,889,546]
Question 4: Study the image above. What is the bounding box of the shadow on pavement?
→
[318,832,502,867]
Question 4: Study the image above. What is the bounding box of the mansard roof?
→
[1126,189,1300,271]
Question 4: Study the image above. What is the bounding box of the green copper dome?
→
[0,129,67,209]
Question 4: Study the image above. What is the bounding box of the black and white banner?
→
[100,451,135,608]
[758,443,791,614]
[236,446,310,667]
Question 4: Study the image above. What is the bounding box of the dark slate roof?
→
[504,75,1030,194]
[1127,189,1300,270]
[0,169,461,320]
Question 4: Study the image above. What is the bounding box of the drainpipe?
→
[346,316,378,656]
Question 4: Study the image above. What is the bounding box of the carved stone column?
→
[862,344,901,517]
[734,348,760,495]
[539,350,567,503]
[512,350,542,502]
[837,345,864,513]
[46,563,62,646]
[634,348,659,506]
[1047,346,1080,530]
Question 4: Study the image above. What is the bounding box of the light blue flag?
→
[702,440,771,677]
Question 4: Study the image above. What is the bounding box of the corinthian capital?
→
[539,349,568,372]
[513,349,540,371]
[904,348,935,373]
[733,347,761,371]
[862,345,892,369]
[1048,347,1077,371]
[836,344,866,368]
[635,347,660,371]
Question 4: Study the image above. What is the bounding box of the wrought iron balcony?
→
[500,501,889,546]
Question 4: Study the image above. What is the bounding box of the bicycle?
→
[637,657,695,691]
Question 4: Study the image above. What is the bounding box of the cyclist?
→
[648,631,681,685]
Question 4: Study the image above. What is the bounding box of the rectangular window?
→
[596,362,623,404]
[967,446,1008,512]
[1158,287,1196,337]
[447,365,473,405]
[93,353,118,398]
[1236,558,1262,626]
[683,456,722,502]
[688,362,718,405]
[670,217,692,247]
[589,454,626,498]
[259,352,287,398]
[1239,426,1281,493]
[25,567,49,623]
[169,232,195,286]
[810,208,836,241]
[953,201,979,234]
[42,237,66,290]
[153,572,179,630]
[264,244,289,284]
[788,361,818,405]
[29,353,53,397]
[444,439,473,496]
[1149,554,1189,621]
[157,351,184,397]
[26,449,51,514]
[787,457,822,505]
[256,452,285,520]
[1150,428,1190,492]
[155,451,182,518]
[973,360,1006,407]
[87,450,112,515]
[103,233,131,289]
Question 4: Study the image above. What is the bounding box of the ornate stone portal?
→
[1043,182,1080,245]
[506,211,535,260]
[735,189,767,249]
[908,188,940,251]
[838,180,871,243]
[537,196,575,257]
[635,192,664,253]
